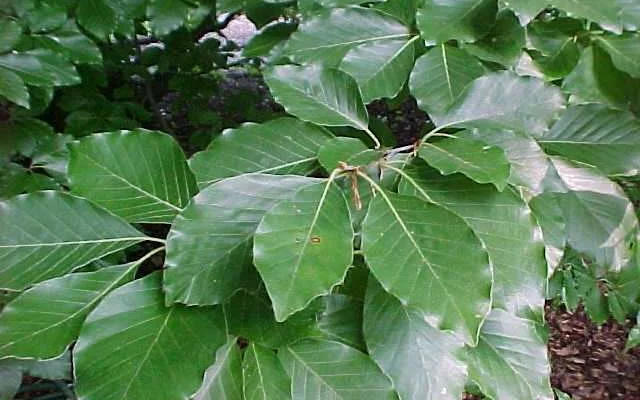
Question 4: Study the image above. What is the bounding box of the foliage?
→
[1,0,640,399]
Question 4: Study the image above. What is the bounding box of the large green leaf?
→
[0,68,29,108]
[409,44,485,115]
[189,118,333,188]
[416,0,497,45]
[418,137,511,190]
[0,191,147,291]
[374,0,418,26]
[163,174,319,305]
[254,180,354,321]
[76,0,116,40]
[400,159,547,318]
[361,190,492,344]
[364,279,467,400]
[243,343,292,400]
[282,7,410,66]
[317,137,370,172]
[69,130,198,223]
[464,309,553,400]
[526,18,582,80]
[74,273,226,400]
[278,338,396,400]
[37,21,103,64]
[192,339,243,400]
[243,22,298,58]
[265,65,369,132]
[0,52,56,87]
[538,104,640,176]
[340,37,417,103]
[0,254,159,359]
[596,34,640,78]
[432,71,565,135]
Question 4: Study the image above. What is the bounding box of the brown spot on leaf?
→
[310,236,321,244]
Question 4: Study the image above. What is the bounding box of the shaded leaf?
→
[163,174,319,305]
[243,22,298,58]
[147,0,190,36]
[463,9,525,66]
[76,0,116,40]
[0,191,147,291]
[317,137,369,172]
[189,118,333,188]
[364,279,467,400]
[596,33,640,78]
[69,130,198,223]
[74,273,226,400]
[0,19,21,53]
[254,181,354,321]
[361,190,492,344]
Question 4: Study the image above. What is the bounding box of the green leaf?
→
[243,22,298,58]
[0,191,147,291]
[38,21,103,64]
[192,339,243,400]
[0,52,56,87]
[538,158,637,271]
[526,18,582,80]
[619,0,640,30]
[498,0,547,25]
[163,174,319,305]
[596,34,640,78]
[550,0,622,34]
[0,257,154,359]
[562,46,637,109]
[28,49,80,86]
[282,7,410,66]
[24,2,67,32]
[224,288,318,349]
[400,159,547,318]
[74,273,226,400]
[189,118,333,188]
[409,44,485,115]
[243,343,292,400]
[147,0,190,36]
[417,0,497,45]
[464,309,553,400]
[0,19,22,53]
[69,130,198,223]
[0,68,29,108]
[374,0,418,26]
[539,104,640,176]
[463,10,525,66]
[265,65,369,132]
[317,137,369,172]
[364,279,467,400]
[340,37,417,103]
[418,137,511,190]
[433,71,565,135]
[279,338,396,400]
[254,180,354,321]
[361,190,492,344]
[76,0,117,40]
[314,294,366,351]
